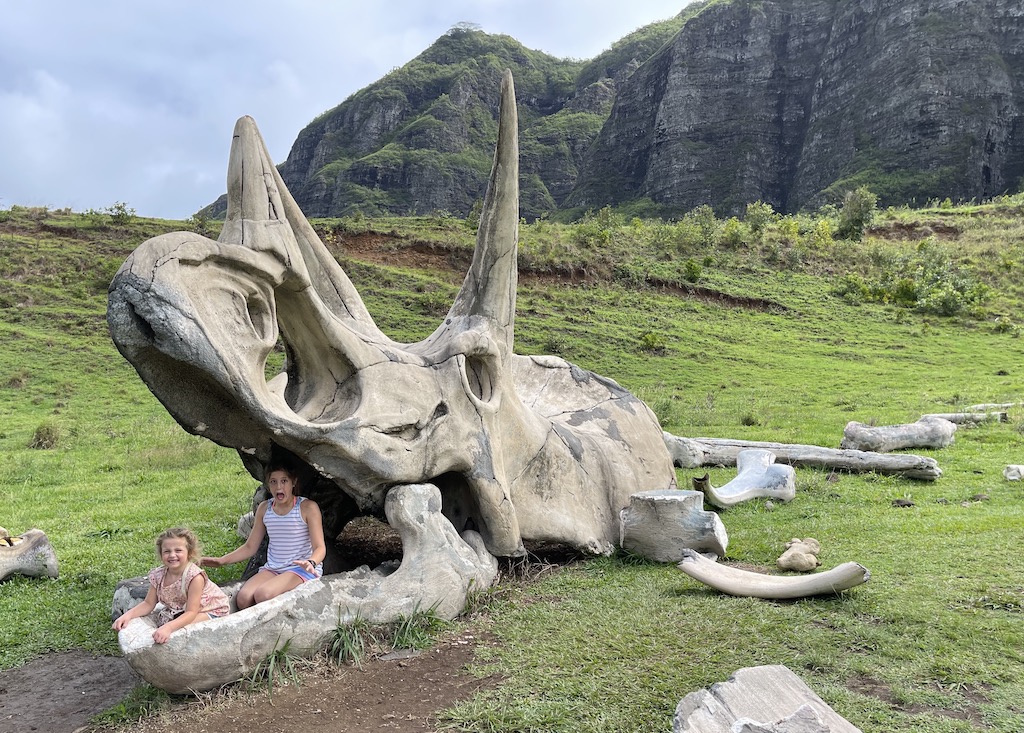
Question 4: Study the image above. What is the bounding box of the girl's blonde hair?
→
[155,527,201,563]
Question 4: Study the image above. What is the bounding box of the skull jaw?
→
[117,483,498,694]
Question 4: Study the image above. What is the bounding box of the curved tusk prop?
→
[677,548,869,599]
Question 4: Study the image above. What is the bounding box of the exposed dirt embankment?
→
[327,231,787,312]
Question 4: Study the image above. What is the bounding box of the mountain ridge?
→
[206,0,1024,221]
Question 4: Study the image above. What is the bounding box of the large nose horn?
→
[221,115,387,339]
[445,69,519,354]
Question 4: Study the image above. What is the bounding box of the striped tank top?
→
[262,497,312,572]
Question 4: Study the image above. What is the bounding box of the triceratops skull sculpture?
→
[108,70,675,562]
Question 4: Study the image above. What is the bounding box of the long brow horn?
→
[221,115,386,339]
[445,70,519,353]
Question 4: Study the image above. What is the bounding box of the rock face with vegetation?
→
[572,0,1024,215]
[211,0,1023,221]
[206,16,692,221]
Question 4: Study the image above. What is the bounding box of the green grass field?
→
[1,202,1022,731]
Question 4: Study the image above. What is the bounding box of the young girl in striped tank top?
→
[201,462,326,609]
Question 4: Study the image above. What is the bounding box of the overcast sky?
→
[0,1,693,220]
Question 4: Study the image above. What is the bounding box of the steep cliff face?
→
[570,0,836,214]
[793,0,1024,208]
[570,0,1024,215]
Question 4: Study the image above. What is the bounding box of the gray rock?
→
[673,665,861,733]
[733,704,831,732]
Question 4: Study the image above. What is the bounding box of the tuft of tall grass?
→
[247,638,301,701]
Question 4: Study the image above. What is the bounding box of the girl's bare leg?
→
[250,571,305,604]
[235,570,279,609]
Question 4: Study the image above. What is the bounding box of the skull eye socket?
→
[245,294,273,341]
[463,354,494,403]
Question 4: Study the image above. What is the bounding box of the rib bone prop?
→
[840,416,956,452]
[665,433,941,480]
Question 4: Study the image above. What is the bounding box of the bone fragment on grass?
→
[664,432,942,480]
[776,537,821,572]
[921,411,1007,424]
[0,529,59,582]
[619,490,728,561]
[840,415,956,452]
[691,449,795,509]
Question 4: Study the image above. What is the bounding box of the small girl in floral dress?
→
[112,527,230,644]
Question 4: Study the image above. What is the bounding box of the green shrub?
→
[688,204,719,246]
[638,331,667,355]
[744,201,779,236]
[845,239,989,316]
[836,187,878,240]
[682,258,703,283]
[777,216,800,244]
[248,638,301,700]
[329,616,374,665]
[810,218,833,250]
[390,607,448,650]
[832,273,870,304]
[720,217,747,248]
[105,201,136,226]
[186,210,213,237]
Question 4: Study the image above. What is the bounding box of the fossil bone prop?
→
[107,71,675,689]
[0,528,59,582]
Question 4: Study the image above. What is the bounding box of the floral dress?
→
[148,563,230,625]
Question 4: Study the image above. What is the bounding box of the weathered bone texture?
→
[619,490,728,561]
[0,529,59,582]
[107,71,673,690]
[1004,465,1024,481]
[840,416,956,452]
[118,483,496,693]
[664,433,942,480]
[777,538,821,572]
[673,665,862,732]
[731,705,835,733]
[677,549,869,599]
[692,449,795,509]
[922,411,1007,424]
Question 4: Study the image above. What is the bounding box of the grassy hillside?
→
[1,200,1022,732]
